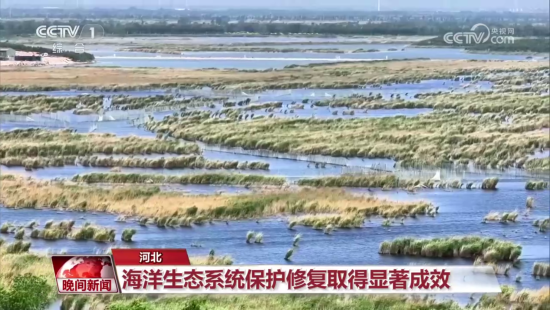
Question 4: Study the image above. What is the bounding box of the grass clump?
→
[254,232,264,244]
[293,234,302,247]
[13,229,24,240]
[246,231,255,244]
[532,262,550,278]
[533,218,549,232]
[69,225,115,242]
[5,241,31,254]
[526,196,535,209]
[293,213,364,229]
[284,248,294,261]
[121,229,136,242]
[481,178,499,190]
[484,211,519,223]
[379,236,521,262]
[0,223,13,234]
[525,180,549,190]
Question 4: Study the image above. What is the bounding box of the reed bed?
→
[2,60,545,91]
[71,172,284,186]
[1,176,431,221]
[525,158,550,171]
[291,202,436,230]
[532,262,550,277]
[149,109,549,169]
[1,154,269,171]
[0,94,100,114]
[525,180,549,190]
[378,236,522,262]
[0,129,200,158]
[410,92,550,114]
[297,173,472,189]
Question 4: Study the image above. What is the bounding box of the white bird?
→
[310,92,316,97]
[324,92,331,97]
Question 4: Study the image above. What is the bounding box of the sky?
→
[5,0,550,11]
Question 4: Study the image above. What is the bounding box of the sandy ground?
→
[0,56,73,67]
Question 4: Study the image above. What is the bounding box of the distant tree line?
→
[0,42,95,62]
[414,37,550,53]
[1,8,549,25]
[1,19,549,37]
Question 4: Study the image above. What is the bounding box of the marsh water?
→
[89,45,546,69]
[1,41,549,299]
[2,183,549,291]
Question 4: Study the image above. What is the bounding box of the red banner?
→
[111,249,191,266]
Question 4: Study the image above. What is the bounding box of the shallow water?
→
[1,184,549,290]
[89,47,542,69]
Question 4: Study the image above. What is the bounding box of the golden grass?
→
[1,60,545,90]
[152,110,549,169]
[0,175,431,219]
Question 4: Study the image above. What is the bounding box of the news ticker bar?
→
[52,249,501,294]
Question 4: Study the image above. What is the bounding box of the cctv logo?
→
[36,26,80,39]
[36,24,104,39]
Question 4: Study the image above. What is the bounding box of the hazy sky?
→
[7,0,550,11]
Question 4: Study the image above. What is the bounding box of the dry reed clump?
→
[0,128,200,158]
[0,222,13,233]
[292,213,364,229]
[5,240,32,254]
[189,255,233,266]
[483,211,519,223]
[0,176,436,221]
[481,178,499,190]
[149,108,549,169]
[533,218,549,232]
[532,262,550,277]
[71,172,284,186]
[526,197,535,208]
[525,180,549,190]
[246,231,255,243]
[378,236,522,262]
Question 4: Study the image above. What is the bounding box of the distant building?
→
[14,51,42,62]
[0,48,16,60]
